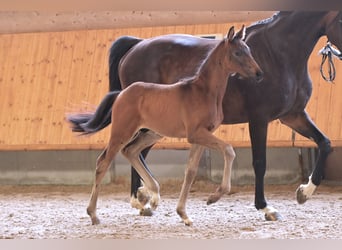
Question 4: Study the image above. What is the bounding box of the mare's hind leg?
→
[121,130,163,213]
[280,111,332,204]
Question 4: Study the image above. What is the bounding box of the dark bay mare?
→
[71,11,342,221]
[68,26,263,225]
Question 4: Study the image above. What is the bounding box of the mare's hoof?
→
[265,211,283,221]
[139,208,153,217]
[296,186,308,204]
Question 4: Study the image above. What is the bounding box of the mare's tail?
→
[68,36,142,135]
[109,36,142,91]
[67,91,120,135]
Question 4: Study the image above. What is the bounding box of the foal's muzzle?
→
[255,70,264,83]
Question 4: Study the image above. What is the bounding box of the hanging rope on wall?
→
[319,41,342,82]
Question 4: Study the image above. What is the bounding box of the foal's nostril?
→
[256,70,264,82]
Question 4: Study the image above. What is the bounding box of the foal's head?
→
[223,26,263,82]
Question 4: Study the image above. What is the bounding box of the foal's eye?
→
[234,51,242,57]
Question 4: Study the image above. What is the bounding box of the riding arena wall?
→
[0,22,341,185]
[1,22,341,151]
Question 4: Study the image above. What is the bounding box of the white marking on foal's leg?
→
[130,186,154,216]
[261,205,282,221]
[296,176,317,204]
[150,192,161,210]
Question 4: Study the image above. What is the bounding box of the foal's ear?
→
[235,25,246,40]
[226,26,235,41]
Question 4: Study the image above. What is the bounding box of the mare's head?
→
[325,11,342,53]
[223,25,263,82]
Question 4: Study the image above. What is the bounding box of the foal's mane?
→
[179,38,227,83]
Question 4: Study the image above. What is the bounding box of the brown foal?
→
[69,25,263,225]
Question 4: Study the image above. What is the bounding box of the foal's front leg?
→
[176,144,205,226]
[189,129,235,205]
[176,129,235,225]
[206,142,235,205]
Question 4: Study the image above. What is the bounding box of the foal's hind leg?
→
[121,130,163,214]
[131,145,154,215]
[280,111,332,204]
[87,115,141,224]
[87,144,120,225]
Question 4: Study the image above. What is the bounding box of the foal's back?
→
[113,78,211,138]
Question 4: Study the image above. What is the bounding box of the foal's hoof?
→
[91,217,100,225]
[139,207,153,217]
[296,186,308,204]
[206,193,221,205]
[265,211,283,221]
[184,218,193,226]
[137,187,151,206]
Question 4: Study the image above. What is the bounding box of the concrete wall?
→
[2,147,338,186]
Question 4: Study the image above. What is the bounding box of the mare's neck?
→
[262,12,329,63]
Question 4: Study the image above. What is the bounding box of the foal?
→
[69,26,263,225]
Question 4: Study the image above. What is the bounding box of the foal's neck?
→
[194,41,231,94]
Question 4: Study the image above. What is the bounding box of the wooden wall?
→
[0,22,341,151]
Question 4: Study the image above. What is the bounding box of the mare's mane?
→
[245,11,281,35]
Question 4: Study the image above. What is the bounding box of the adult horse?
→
[77,11,342,221]
[69,26,263,225]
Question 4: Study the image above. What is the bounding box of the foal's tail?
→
[67,91,120,135]
[109,36,142,91]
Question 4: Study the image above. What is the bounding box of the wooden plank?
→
[52,31,77,145]
[61,31,90,146]
[326,59,342,144]
[26,33,52,146]
[4,34,27,146]
[294,38,342,147]
[12,33,38,146]
[0,34,14,146]
[38,32,65,146]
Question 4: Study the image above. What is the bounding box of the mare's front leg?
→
[280,111,332,204]
[176,144,205,226]
[249,119,282,221]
